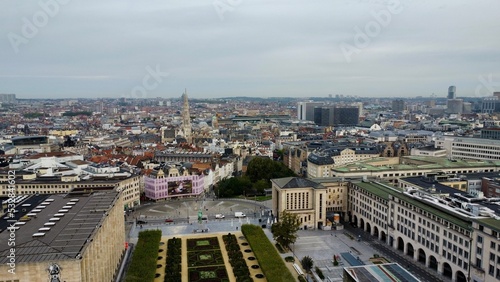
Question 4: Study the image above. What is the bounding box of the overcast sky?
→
[1,0,499,99]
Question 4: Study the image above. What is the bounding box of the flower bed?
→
[187,236,229,282]
[187,237,221,251]
[188,265,229,282]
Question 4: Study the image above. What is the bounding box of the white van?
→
[234,212,246,218]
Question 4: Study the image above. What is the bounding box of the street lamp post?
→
[254,194,257,218]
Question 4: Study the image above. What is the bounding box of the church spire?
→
[182,89,192,144]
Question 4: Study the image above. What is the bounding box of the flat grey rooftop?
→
[0,192,119,263]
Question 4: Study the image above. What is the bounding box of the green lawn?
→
[241,224,295,282]
[125,230,161,282]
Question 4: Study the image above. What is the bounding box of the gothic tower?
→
[182,89,192,144]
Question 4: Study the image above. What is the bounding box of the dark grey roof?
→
[0,191,119,263]
[307,145,379,165]
[400,176,468,196]
[307,154,334,165]
[272,177,324,189]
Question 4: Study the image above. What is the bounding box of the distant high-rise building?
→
[391,99,405,112]
[446,99,463,114]
[447,86,456,99]
[181,89,192,144]
[0,93,16,103]
[297,102,323,121]
[462,102,472,114]
[333,107,359,126]
[313,106,359,126]
[493,92,500,99]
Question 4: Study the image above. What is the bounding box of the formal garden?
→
[125,222,298,282]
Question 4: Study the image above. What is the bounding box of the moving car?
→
[215,214,225,219]
[234,212,246,218]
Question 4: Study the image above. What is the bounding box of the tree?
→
[246,157,296,185]
[252,179,268,195]
[301,256,314,279]
[270,211,300,250]
[216,176,252,198]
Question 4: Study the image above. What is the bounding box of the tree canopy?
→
[216,157,296,198]
[270,210,300,250]
[301,256,314,275]
[216,176,252,198]
[246,157,296,184]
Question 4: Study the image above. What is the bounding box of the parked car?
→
[165,218,174,223]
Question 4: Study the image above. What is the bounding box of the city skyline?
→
[1,0,500,99]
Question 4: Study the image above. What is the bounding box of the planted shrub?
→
[285,256,295,262]
[315,266,324,279]
[164,237,182,282]
[222,234,251,281]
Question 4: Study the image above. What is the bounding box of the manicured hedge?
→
[222,233,251,282]
[241,224,295,282]
[125,230,162,282]
[165,237,182,282]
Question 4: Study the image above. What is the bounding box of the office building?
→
[392,99,405,112]
[330,156,500,183]
[0,191,125,282]
[297,102,323,121]
[271,177,348,230]
[0,93,16,103]
[447,99,464,114]
[481,97,500,114]
[448,86,456,99]
[480,128,500,140]
[313,106,359,126]
[272,176,500,282]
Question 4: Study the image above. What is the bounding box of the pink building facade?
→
[144,173,205,200]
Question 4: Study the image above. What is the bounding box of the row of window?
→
[285,192,310,210]
[417,235,439,253]
[443,239,468,259]
[443,250,468,270]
